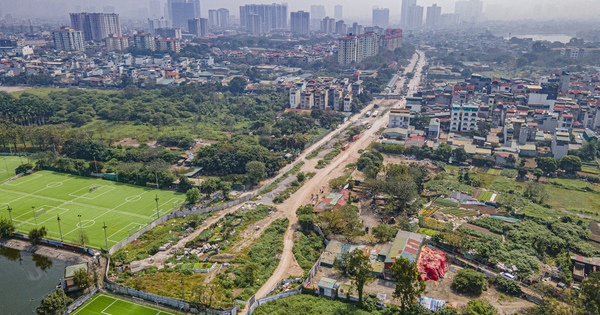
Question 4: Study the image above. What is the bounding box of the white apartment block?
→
[343,94,353,112]
[289,89,300,109]
[388,108,410,128]
[450,103,479,132]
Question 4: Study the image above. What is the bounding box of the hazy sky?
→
[3,0,600,22]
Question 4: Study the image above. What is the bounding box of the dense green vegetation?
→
[223,218,289,301]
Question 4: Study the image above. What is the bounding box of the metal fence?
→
[108,216,168,255]
[66,288,98,313]
[104,281,191,312]
[247,290,301,315]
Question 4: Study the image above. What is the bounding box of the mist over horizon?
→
[2,0,600,24]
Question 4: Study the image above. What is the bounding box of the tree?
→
[388,257,426,310]
[372,223,398,242]
[297,204,315,232]
[177,176,193,193]
[537,157,558,175]
[434,143,453,162]
[328,176,348,189]
[507,154,517,167]
[75,229,89,249]
[461,299,499,315]
[436,307,460,315]
[518,167,528,179]
[451,268,486,295]
[192,283,218,310]
[73,267,91,292]
[0,217,14,239]
[201,177,220,197]
[524,182,548,204]
[245,160,266,185]
[580,272,600,315]
[559,155,582,175]
[36,289,72,315]
[28,226,47,245]
[229,77,248,95]
[533,168,544,181]
[186,187,201,204]
[491,276,522,296]
[452,148,469,164]
[345,249,374,306]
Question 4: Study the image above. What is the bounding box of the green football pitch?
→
[72,293,181,315]
[0,170,185,249]
[0,156,25,182]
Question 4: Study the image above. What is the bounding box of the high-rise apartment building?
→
[168,0,201,30]
[406,5,424,28]
[155,27,182,39]
[320,17,335,34]
[310,5,326,30]
[334,5,343,21]
[372,8,390,28]
[337,33,379,65]
[70,12,122,41]
[455,0,483,23]
[335,20,347,36]
[52,27,85,51]
[156,38,181,52]
[425,4,442,28]
[400,0,416,27]
[290,11,310,35]
[188,18,208,37]
[239,3,287,34]
[133,33,156,51]
[148,17,172,34]
[208,8,230,29]
[104,34,129,51]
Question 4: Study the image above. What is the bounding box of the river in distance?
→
[0,247,67,315]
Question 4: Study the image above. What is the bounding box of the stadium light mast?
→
[155,195,160,220]
[7,204,12,225]
[57,214,63,242]
[32,206,37,228]
[103,222,109,251]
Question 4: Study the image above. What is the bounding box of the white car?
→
[500,272,516,280]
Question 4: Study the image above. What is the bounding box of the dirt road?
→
[249,52,426,306]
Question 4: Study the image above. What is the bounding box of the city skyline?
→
[2,0,600,22]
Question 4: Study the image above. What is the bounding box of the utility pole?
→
[57,214,63,242]
[103,222,108,251]
[155,195,160,220]
[7,205,12,225]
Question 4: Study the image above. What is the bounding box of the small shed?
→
[318,277,339,298]
[63,263,88,292]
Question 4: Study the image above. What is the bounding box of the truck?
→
[365,111,372,117]
[372,111,379,117]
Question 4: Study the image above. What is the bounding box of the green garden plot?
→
[0,171,184,249]
[71,293,180,315]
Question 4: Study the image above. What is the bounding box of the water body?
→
[508,34,574,44]
[0,247,67,315]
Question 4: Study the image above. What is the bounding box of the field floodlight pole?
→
[93,156,99,173]
[7,205,12,225]
[103,222,108,251]
[78,214,84,249]
[155,195,160,220]
[57,214,63,242]
[32,206,37,229]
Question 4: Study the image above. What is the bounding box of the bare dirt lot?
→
[0,86,30,93]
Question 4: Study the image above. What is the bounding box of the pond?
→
[0,247,68,315]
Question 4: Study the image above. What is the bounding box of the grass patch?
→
[0,170,185,249]
[500,168,518,178]
[228,218,289,301]
[292,231,325,274]
[252,294,372,315]
[272,172,315,203]
[417,228,438,236]
[315,145,342,169]
[259,162,305,196]
[0,156,24,181]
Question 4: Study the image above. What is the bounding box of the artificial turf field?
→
[0,170,185,249]
[71,293,180,315]
[0,156,24,182]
